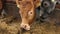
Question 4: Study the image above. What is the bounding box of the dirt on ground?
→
[0,9,60,34]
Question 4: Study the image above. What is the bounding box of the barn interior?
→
[0,0,60,34]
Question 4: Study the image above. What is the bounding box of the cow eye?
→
[28,11,33,16]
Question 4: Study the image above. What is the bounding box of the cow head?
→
[16,0,41,30]
[40,0,57,20]
[16,0,36,30]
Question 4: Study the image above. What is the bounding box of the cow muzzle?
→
[20,22,30,30]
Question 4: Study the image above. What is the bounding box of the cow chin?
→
[20,23,30,30]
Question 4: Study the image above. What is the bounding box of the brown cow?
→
[16,0,41,30]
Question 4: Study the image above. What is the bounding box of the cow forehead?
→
[18,1,34,11]
[18,1,32,6]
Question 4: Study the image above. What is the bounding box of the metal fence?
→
[4,2,20,18]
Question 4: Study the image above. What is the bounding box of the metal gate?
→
[4,0,20,18]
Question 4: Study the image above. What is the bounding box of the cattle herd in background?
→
[0,0,60,30]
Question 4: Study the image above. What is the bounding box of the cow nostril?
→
[25,25,27,28]
[24,24,30,30]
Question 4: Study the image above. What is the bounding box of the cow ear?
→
[17,1,23,8]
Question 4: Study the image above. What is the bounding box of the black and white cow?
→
[39,0,57,22]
